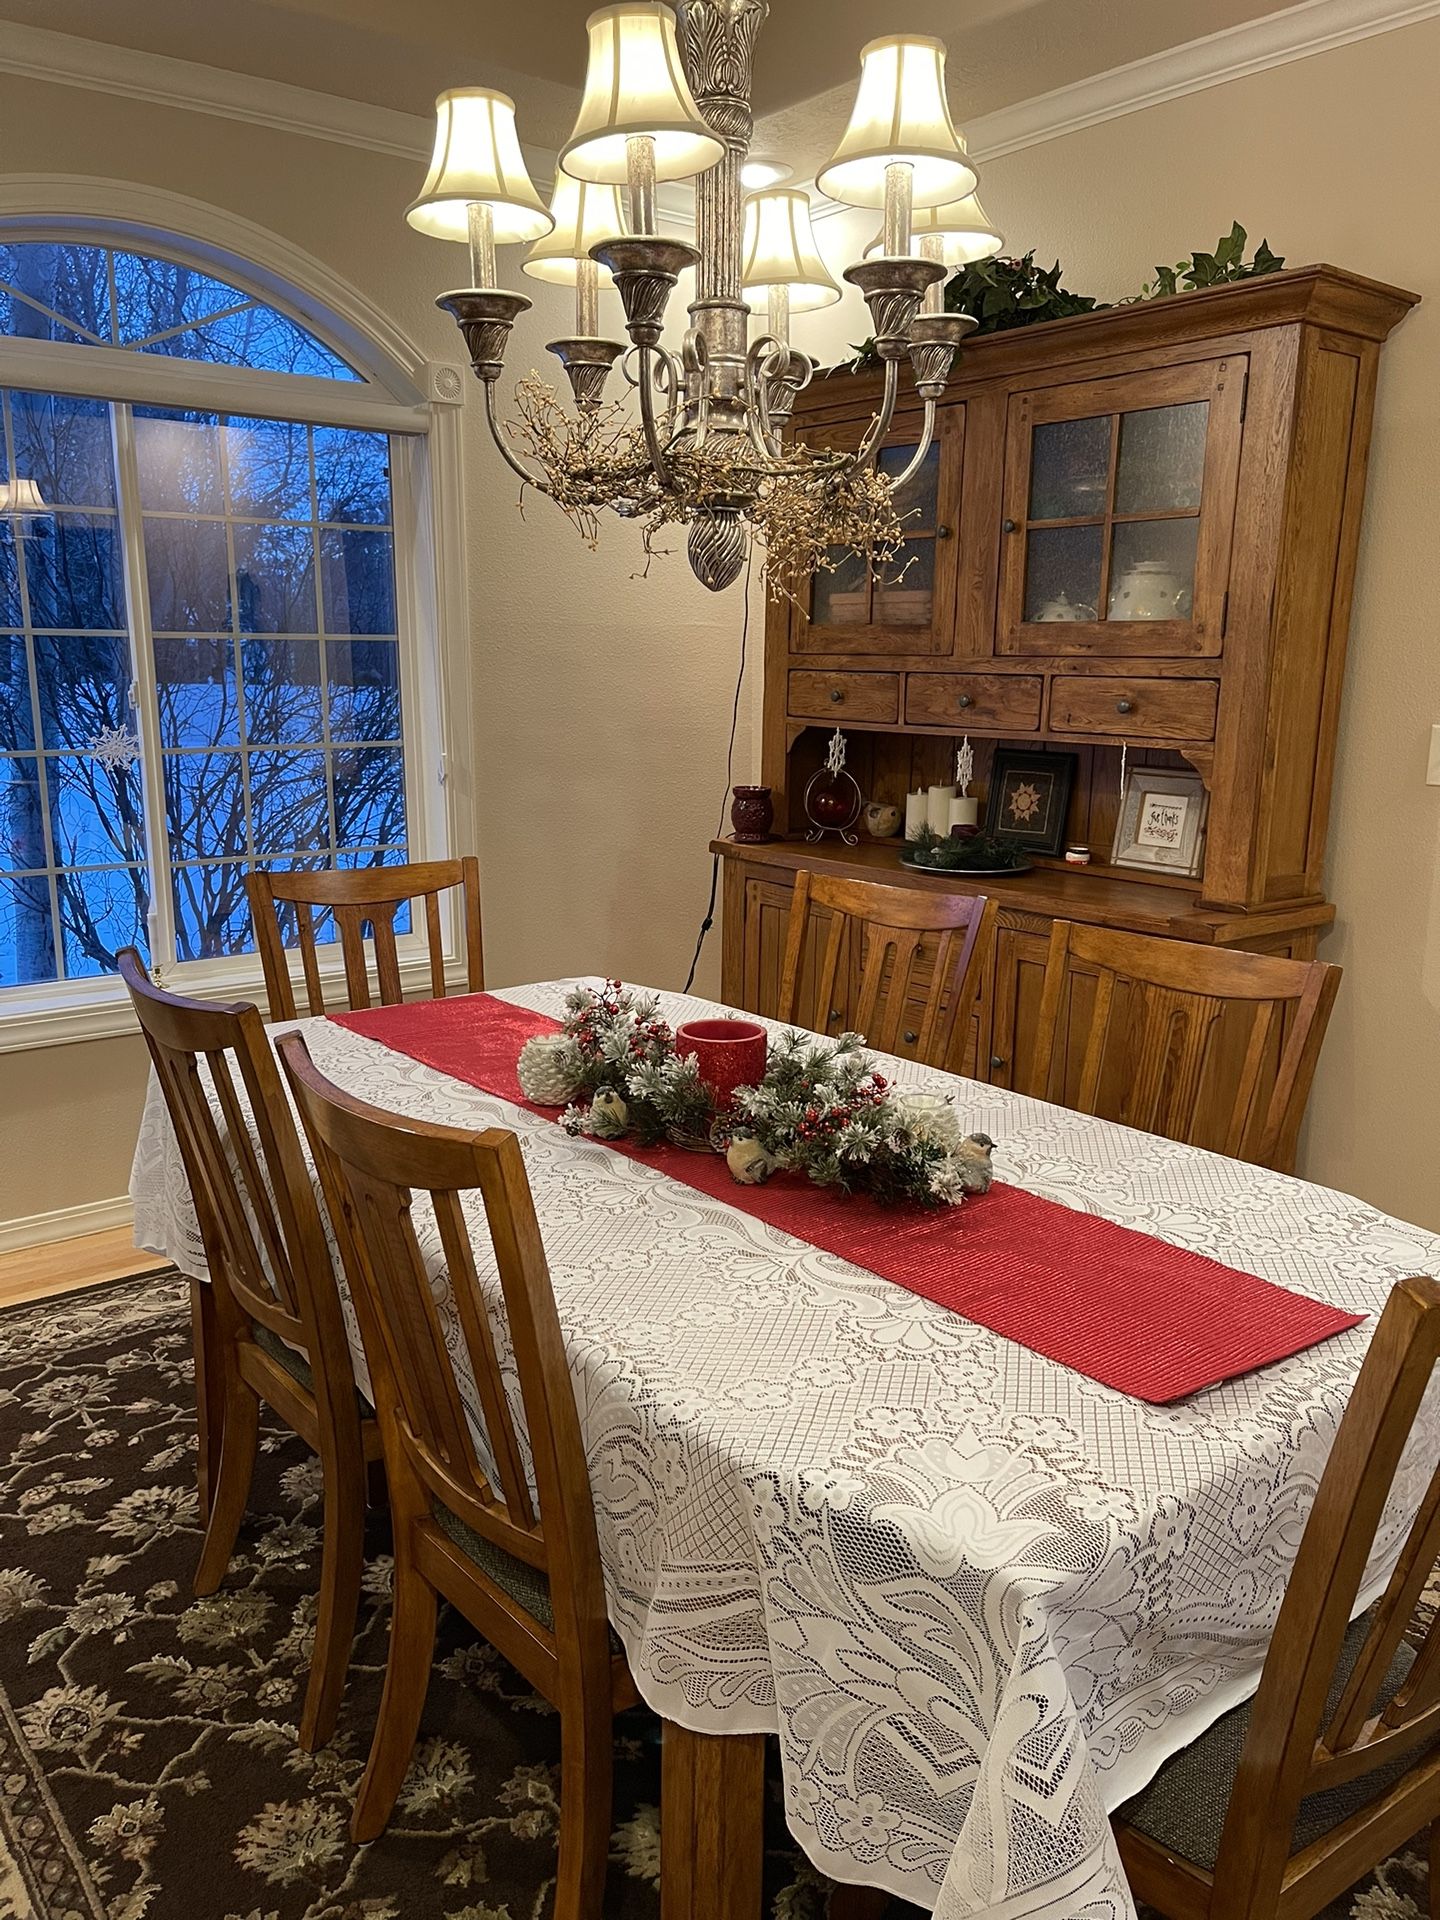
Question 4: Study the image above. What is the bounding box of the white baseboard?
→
[0,1194,134,1255]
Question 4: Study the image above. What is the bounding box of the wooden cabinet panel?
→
[1048,675,1219,742]
[788,670,899,724]
[988,921,1051,1089]
[906,673,1043,732]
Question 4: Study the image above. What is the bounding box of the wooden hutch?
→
[714,265,1416,1092]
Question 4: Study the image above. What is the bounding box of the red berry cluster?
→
[791,1072,889,1142]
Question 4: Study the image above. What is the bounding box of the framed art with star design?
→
[984,748,1078,856]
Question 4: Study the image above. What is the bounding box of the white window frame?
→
[0,203,473,1052]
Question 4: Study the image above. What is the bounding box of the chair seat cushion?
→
[1119,1611,1435,1871]
[251,1323,372,1415]
[432,1502,622,1653]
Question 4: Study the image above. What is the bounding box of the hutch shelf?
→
[715,265,1417,1111]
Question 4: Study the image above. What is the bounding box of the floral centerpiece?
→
[517,982,995,1209]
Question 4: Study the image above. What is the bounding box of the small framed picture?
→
[1111,767,1210,877]
[984,748,1077,856]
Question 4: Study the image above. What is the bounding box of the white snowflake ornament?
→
[89,725,141,769]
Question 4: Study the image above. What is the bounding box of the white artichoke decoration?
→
[517,1034,582,1106]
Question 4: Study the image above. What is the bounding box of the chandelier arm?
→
[885,400,938,498]
[852,360,902,469]
[482,383,559,494]
[743,334,788,463]
[637,343,675,486]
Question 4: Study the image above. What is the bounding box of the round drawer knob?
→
[957,692,973,709]
[989,1054,1007,1070]
[904,1029,919,1045]
[1115,698,1134,714]
[828,1008,842,1024]
[829,687,844,703]
[1002,518,1018,534]
[937,524,954,539]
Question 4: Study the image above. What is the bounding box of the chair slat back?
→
[777,870,996,1069]
[118,951,338,1363]
[1207,1276,1440,1913]
[247,856,483,1020]
[1027,921,1340,1169]
[278,1034,596,1589]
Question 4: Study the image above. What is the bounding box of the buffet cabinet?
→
[716,266,1416,1102]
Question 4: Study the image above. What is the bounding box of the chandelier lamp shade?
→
[409,3,988,591]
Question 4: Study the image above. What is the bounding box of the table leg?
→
[660,1722,766,1920]
[189,1276,224,1521]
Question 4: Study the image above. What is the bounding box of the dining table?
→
[129,976,1440,1920]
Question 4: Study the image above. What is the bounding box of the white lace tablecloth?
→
[130,979,1440,1918]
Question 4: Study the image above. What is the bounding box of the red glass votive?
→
[675,1018,769,1112]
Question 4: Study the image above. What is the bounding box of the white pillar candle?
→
[904,790,929,841]
[926,784,956,835]
[949,795,980,831]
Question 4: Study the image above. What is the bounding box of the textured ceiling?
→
[2,0,1293,166]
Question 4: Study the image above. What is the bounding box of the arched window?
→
[0,230,453,1011]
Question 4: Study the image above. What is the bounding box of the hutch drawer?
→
[1048,675,1219,741]
[788,670,899,724]
[906,672,1043,732]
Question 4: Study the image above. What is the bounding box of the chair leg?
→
[297,1447,365,1753]
[350,1549,437,1844]
[553,1684,614,1920]
[192,1379,259,1596]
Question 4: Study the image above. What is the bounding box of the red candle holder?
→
[675,1018,769,1112]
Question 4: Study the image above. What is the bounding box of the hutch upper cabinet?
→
[717,267,1416,1140]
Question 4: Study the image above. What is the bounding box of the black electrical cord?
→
[682,545,753,994]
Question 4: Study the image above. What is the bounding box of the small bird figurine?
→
[587,1086,629,1140]
[726,1135,778,1186]
[954,1132,996,1194]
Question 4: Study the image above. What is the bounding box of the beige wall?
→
[3,13,1439,1237]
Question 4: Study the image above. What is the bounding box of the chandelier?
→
[407,3,1003,592]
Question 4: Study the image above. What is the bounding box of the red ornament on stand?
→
[804,729,862,846]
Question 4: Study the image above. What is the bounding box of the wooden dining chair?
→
[119,950,382,1752]
[1023,921,1341,1171]
[246,855,483,1021]
[276,1031,637,1907]
[776,869,997,1070]
[1115,1272,1440,1920]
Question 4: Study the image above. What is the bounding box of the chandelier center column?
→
[675,0,767,432]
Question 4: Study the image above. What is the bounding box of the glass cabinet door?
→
[796,411,961,656]
[998,360,1244,657]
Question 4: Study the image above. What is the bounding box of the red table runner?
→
[329,993,1364,1403]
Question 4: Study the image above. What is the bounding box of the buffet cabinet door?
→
[997,359,1245,658]
[792,407,964,657]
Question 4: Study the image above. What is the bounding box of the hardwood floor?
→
[0,1226,169,1309]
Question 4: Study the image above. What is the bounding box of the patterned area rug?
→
[0,1273,1432,1920]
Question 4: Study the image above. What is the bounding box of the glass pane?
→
[1107,519,1200,621]
[1,755,47,870]
[170,860,254,961]
[1023,524,1103,622]
[154,638,240,748]
[0,535,19,626]
[0,244,111,343]
[139,304,360,381]
[163,751,245,864]
[232,523,317,633]
[0,636,34,752]
[113,253,252,345]
[33,635,133,750]
[6,392,115,508]
[333,744,406,850]
[320,529,394,634]
[0,872,55,984]
[58,867,149,977]
[1028,415,1111,520]
[48,754,147,866]
[134,410,223,514]
[24,516,124,629]
[879,442,939,528]
[811,547,869,626]
[248,748,328,852]
[328,638,400,742]
[144,517,230,631]
[225,417,312,521]
[1115,402,1209,514]
[874,539,934,625]
[314,428,391,524]
[241,639,323,744]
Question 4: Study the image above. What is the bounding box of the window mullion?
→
[110,399,175,975]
